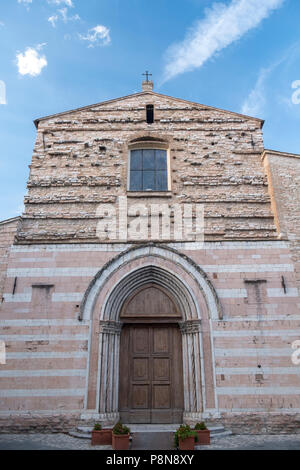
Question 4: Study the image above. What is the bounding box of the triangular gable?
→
[34,90,264,128]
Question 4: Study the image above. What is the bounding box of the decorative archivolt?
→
[102,265,195,321]
[80,244,223,322]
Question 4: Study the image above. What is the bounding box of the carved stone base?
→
[80,411,120,426]
[202,409,221,419]
[183,409,221,425]
[183,412,204,425]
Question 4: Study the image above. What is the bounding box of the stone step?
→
[69,431,92,439]
[68,425,112,439]
[125,424,228,435]
[211,430,232,439]
[207,426,226,434]
[126,424,181,433]
[77,426,94,433]
[69,424,231,440]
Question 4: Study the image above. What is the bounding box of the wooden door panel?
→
[119,324,184,424]
[153,358,170,381]
[132,385,149,409]
[121,284,181,318]
[133,358,149,381]
[153,385,171,409]
[153,327,169,354]
[132,327,150,354]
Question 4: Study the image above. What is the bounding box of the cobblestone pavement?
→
[196,434,300,450]
[0,433,111,450]
[0,433,300,450]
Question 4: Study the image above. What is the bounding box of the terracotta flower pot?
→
[196,429,210,445]
[112,433,130,450]
[91,428,112,446]
[179,436,195,451]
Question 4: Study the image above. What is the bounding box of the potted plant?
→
[112,422,131,450]
[194,422,210,445]
[174,425,197,450]
[91,423,112,446]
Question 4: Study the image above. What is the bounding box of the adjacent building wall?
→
[0,218,19,301]
[263,150,300,292]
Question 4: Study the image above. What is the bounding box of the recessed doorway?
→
[119,323,184,424]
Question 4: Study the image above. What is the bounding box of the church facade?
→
[0,80,299,433]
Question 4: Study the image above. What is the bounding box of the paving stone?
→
[0,433,300,451]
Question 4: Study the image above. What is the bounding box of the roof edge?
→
[262,149,300,160]
[0,216,21,226]
[34,90,265,128]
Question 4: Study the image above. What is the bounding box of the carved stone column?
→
[97,321,122,423]
[179,319,203,423]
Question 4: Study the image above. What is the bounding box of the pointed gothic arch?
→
[80,244,221,424]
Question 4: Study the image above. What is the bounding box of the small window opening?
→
[146,105,154,124]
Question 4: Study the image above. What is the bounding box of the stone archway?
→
[80,244,221,425]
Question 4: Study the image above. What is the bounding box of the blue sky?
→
[0,0,300,221]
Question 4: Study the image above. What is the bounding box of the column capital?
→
[179,319,202,334]
[99,321,123,335]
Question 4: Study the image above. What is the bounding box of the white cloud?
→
[59,7,80,22]
[36,42,47,50]
[48,14,59,27]
[163,0,285,82]
[17,0,32,10]
[48,7,80,27]
[241,68,271,117]
[79,25,111,47]
[241,42,300,116]
[16,46,47,77]
[18,0,74,7]
[47,0,73,6]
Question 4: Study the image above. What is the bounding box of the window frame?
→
[146,104,154,124]
[127,142,171,193]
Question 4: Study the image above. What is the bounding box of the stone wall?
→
[0,217,19,300]
[263,150,300,292]
[0,413,80,433]
[220,412,300,434]
[17,90,278,243]
[1,88,299,434]
[1,241,299,432]
[1,412,299,434]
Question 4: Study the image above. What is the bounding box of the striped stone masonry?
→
[0,240,299,432]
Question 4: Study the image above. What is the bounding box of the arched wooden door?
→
[118,285,184,424]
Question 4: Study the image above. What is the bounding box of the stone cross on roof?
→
[142,71,152,82]
[142,71,153,92]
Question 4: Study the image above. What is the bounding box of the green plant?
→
[112,422,130,435]
[93,423,102,431]
[194,421,207,431]
[174,425,198,448]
